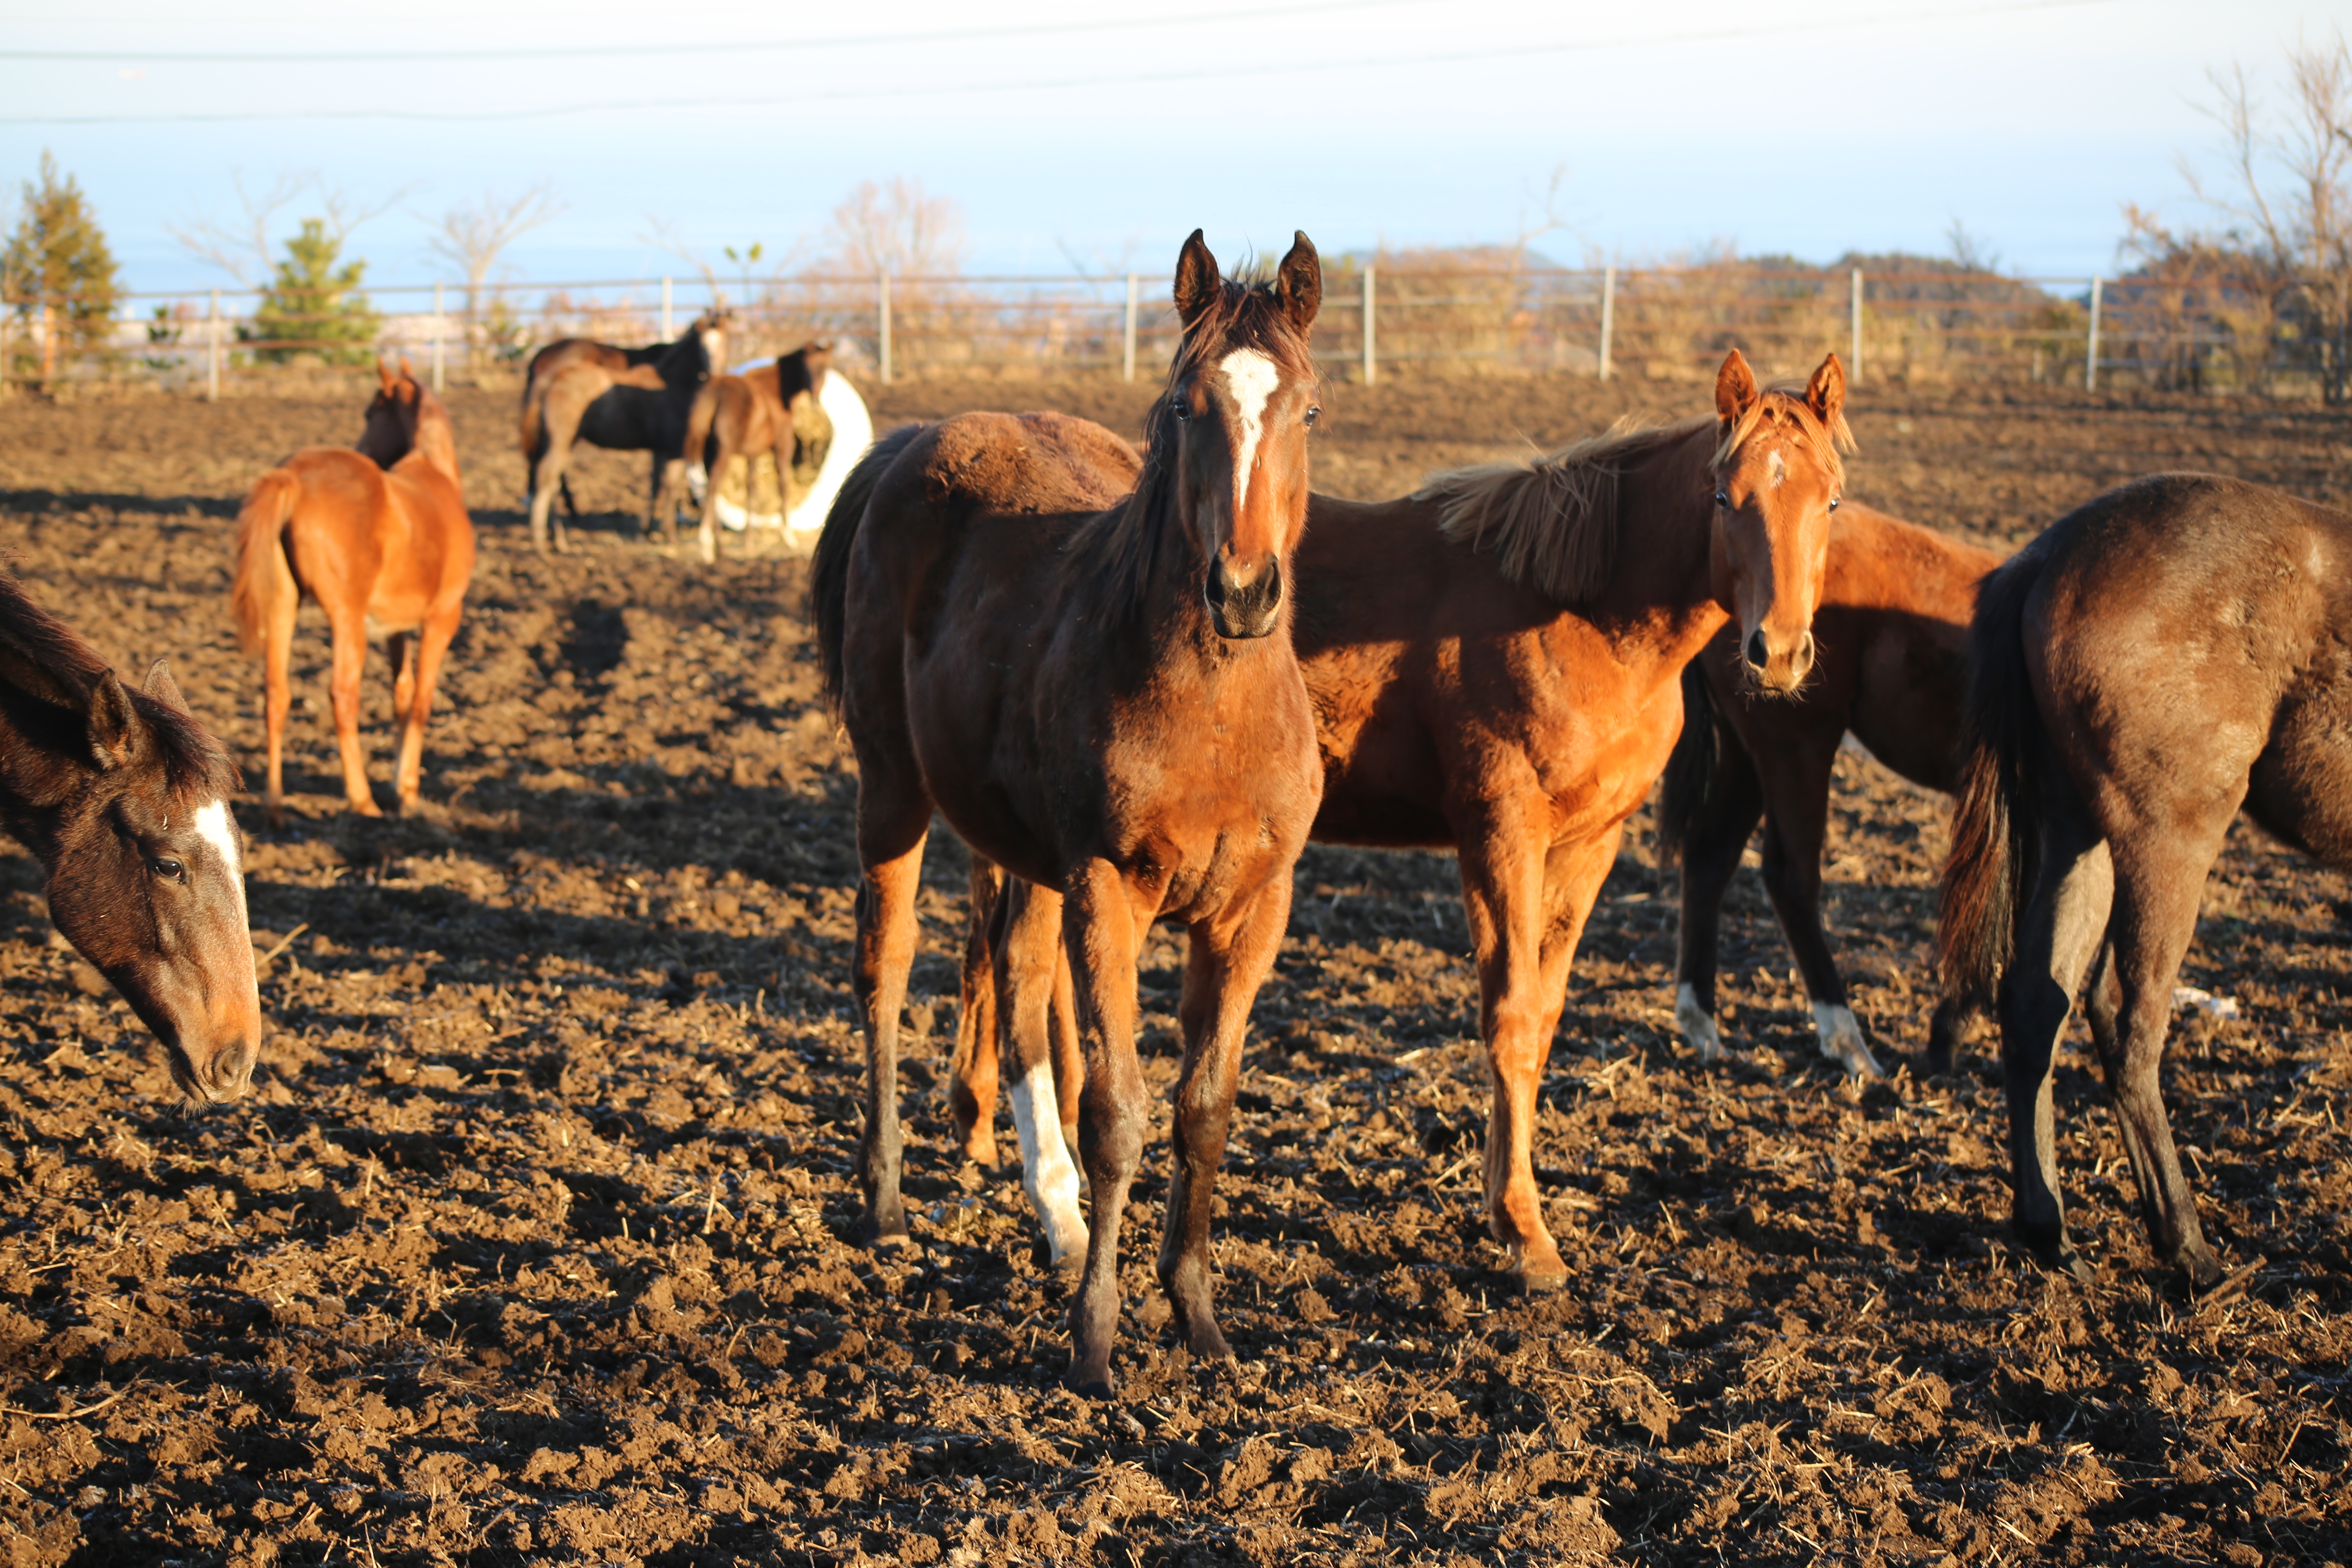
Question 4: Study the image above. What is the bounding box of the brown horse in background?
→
[813,232,1325,1397]
[518,332,669,521]
[1656,503,2003,1077]
[954,351,1852,1297]
[680,344,834,562]
[520,311,725,552]
[1941,474,2352,1289]
[0,572,258,1102]
[232,359,475,825]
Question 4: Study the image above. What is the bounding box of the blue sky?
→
[0,0,2335,301]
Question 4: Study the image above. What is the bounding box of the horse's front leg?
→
[1063,857,1148,1399]
[1157,874,1293,1363]
[1754,737,1884,1078]
[996,875,1088,1277]
[1671,713,1765,1064]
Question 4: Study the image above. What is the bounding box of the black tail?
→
[810,422,927,713]
[1937,538,2056,1007]
[1654,657,1721,870]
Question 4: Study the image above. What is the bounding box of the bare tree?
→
[823,178,967,280]
[425,182,563,374]
[169,171,410,290]
[2161,30,2352,400]
[1946,219,2001,274]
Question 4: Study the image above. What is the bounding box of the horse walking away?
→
[813,231,1325,1396]
[954,349,1852,1297]
[680,344,836,561]
[1655,503,2002,1078]
[0,569,257,1102]
[233,359,476,825]
[520,310,726,553]
[1940,473,2352,1289]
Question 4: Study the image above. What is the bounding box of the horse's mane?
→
[1420,389,1855,607]
[0,567,239,803]
[1080,266,1319,626]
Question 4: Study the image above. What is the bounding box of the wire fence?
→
[0,263,2326,398]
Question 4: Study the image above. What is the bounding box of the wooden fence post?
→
[432,281,445,393]
[1361,266,1376,386]
[878,273,893,386]
[661,276,674,339]
[2084,277,2103,390]
[208,289,221,401]
[1850,268,1864,385]
[1123,272,1138,383]
[1598,266,1615,381]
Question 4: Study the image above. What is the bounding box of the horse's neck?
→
[406,417,462,484]
[1582,429,1727,663]
[0,689,84,864]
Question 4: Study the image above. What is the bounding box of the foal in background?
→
[232,359,475,824]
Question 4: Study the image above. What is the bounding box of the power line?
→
[2,0,1425,63]
[0,0,2123,126]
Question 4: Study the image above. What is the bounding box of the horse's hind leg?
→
[1672,717,1765,1064]
[392,604,461,812]
[324,610,381,816]
[1998,795,2111,1279]
[386,631,416,726]
[951,859,1007,1167]
[996,876,1088,1276]
[261,576,298,829]
[2102,831,2229,1287]
[851,780,931,1249]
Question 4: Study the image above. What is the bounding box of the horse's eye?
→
[1713,489,1729,508]
[1170,397,1192,422]
[1829,495,1842,511]
[1303,406,1320,429]
[149,858,184,882]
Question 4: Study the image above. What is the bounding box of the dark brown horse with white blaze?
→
[813,231,1324,1397]
[233,360,475,824]
[0,572,258,1101]
[1657,503,2003,1077]
[1941,474,2352,1289]
[953,350,1853,1296]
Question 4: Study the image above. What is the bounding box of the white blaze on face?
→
[192,799,251,928]
[1218,347,1281,528]
[1766,448,1787,488]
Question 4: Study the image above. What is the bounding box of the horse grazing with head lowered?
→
[813,231,1325,1397]
[232,359,475,826]
[521,310,725,552]
[1656,503,2004,1077]
[952,350,1852,1298]
[1941,474,2352,1289]
[0,572,258,1102]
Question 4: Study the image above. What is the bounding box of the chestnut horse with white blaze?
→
[1656,503,2004,1077]
[232,359,475,824]
[813,232,1325,1397]
[953,351,1853,1295]
[0,572,258,1101]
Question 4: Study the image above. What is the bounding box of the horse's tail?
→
[811,422,926,713]
[1937,542,2053,1007]
[1654,657,1720,870]
[230,468,301,658]
[519,376,546,461]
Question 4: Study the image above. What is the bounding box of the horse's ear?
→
[87,669,149,773]
[143,658,190,717]
[1275,231,1321,333]
[377,358,397,394]
[1714,349,1760,427]
[1173,229,1221,328]
[399,355,414,384]
[1804,352,1848,436]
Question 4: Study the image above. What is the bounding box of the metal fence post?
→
[1850,268,1864,385]
[431,280,445,392]
[207,289,221,401]
[1598,265,1615,382]
[878,272,893,385]
[1123,273,1138,383]
[1361,266,1376,386]
[662,276,674,339]
[2084,276,2103,391]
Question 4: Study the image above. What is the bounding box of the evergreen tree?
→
[247,218,379,365]
[1,151,121,384]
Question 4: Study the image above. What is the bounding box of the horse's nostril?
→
[1745,629,1769,670]
[1799,631,1817,668]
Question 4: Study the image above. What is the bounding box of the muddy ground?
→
[0,368,2345,1566]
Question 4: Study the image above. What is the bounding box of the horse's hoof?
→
[1051,1252,1086,1293]
[349,800,383,819]
[1065,1368,1118,1401]
[1517,1263,1569,1294]
[2178,1243,2227,1293]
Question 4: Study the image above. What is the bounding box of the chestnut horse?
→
[813,232,1325,1397]
[0,572,257,1100]
[954,351,1852,1296]
[519,331,668,521]
[1655,503,2002,1077]
[520,310,725,552]
[232,359,475,825]
[680,344,834,562]
[1941,474,2352,1289]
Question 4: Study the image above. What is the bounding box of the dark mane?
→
[1076,267,1320,627]
[0,566,239,803]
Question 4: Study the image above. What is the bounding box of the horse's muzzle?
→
[1206,554,1284,640]
[1744,627,1816,693]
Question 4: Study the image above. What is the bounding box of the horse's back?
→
[891,410,1140,521]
